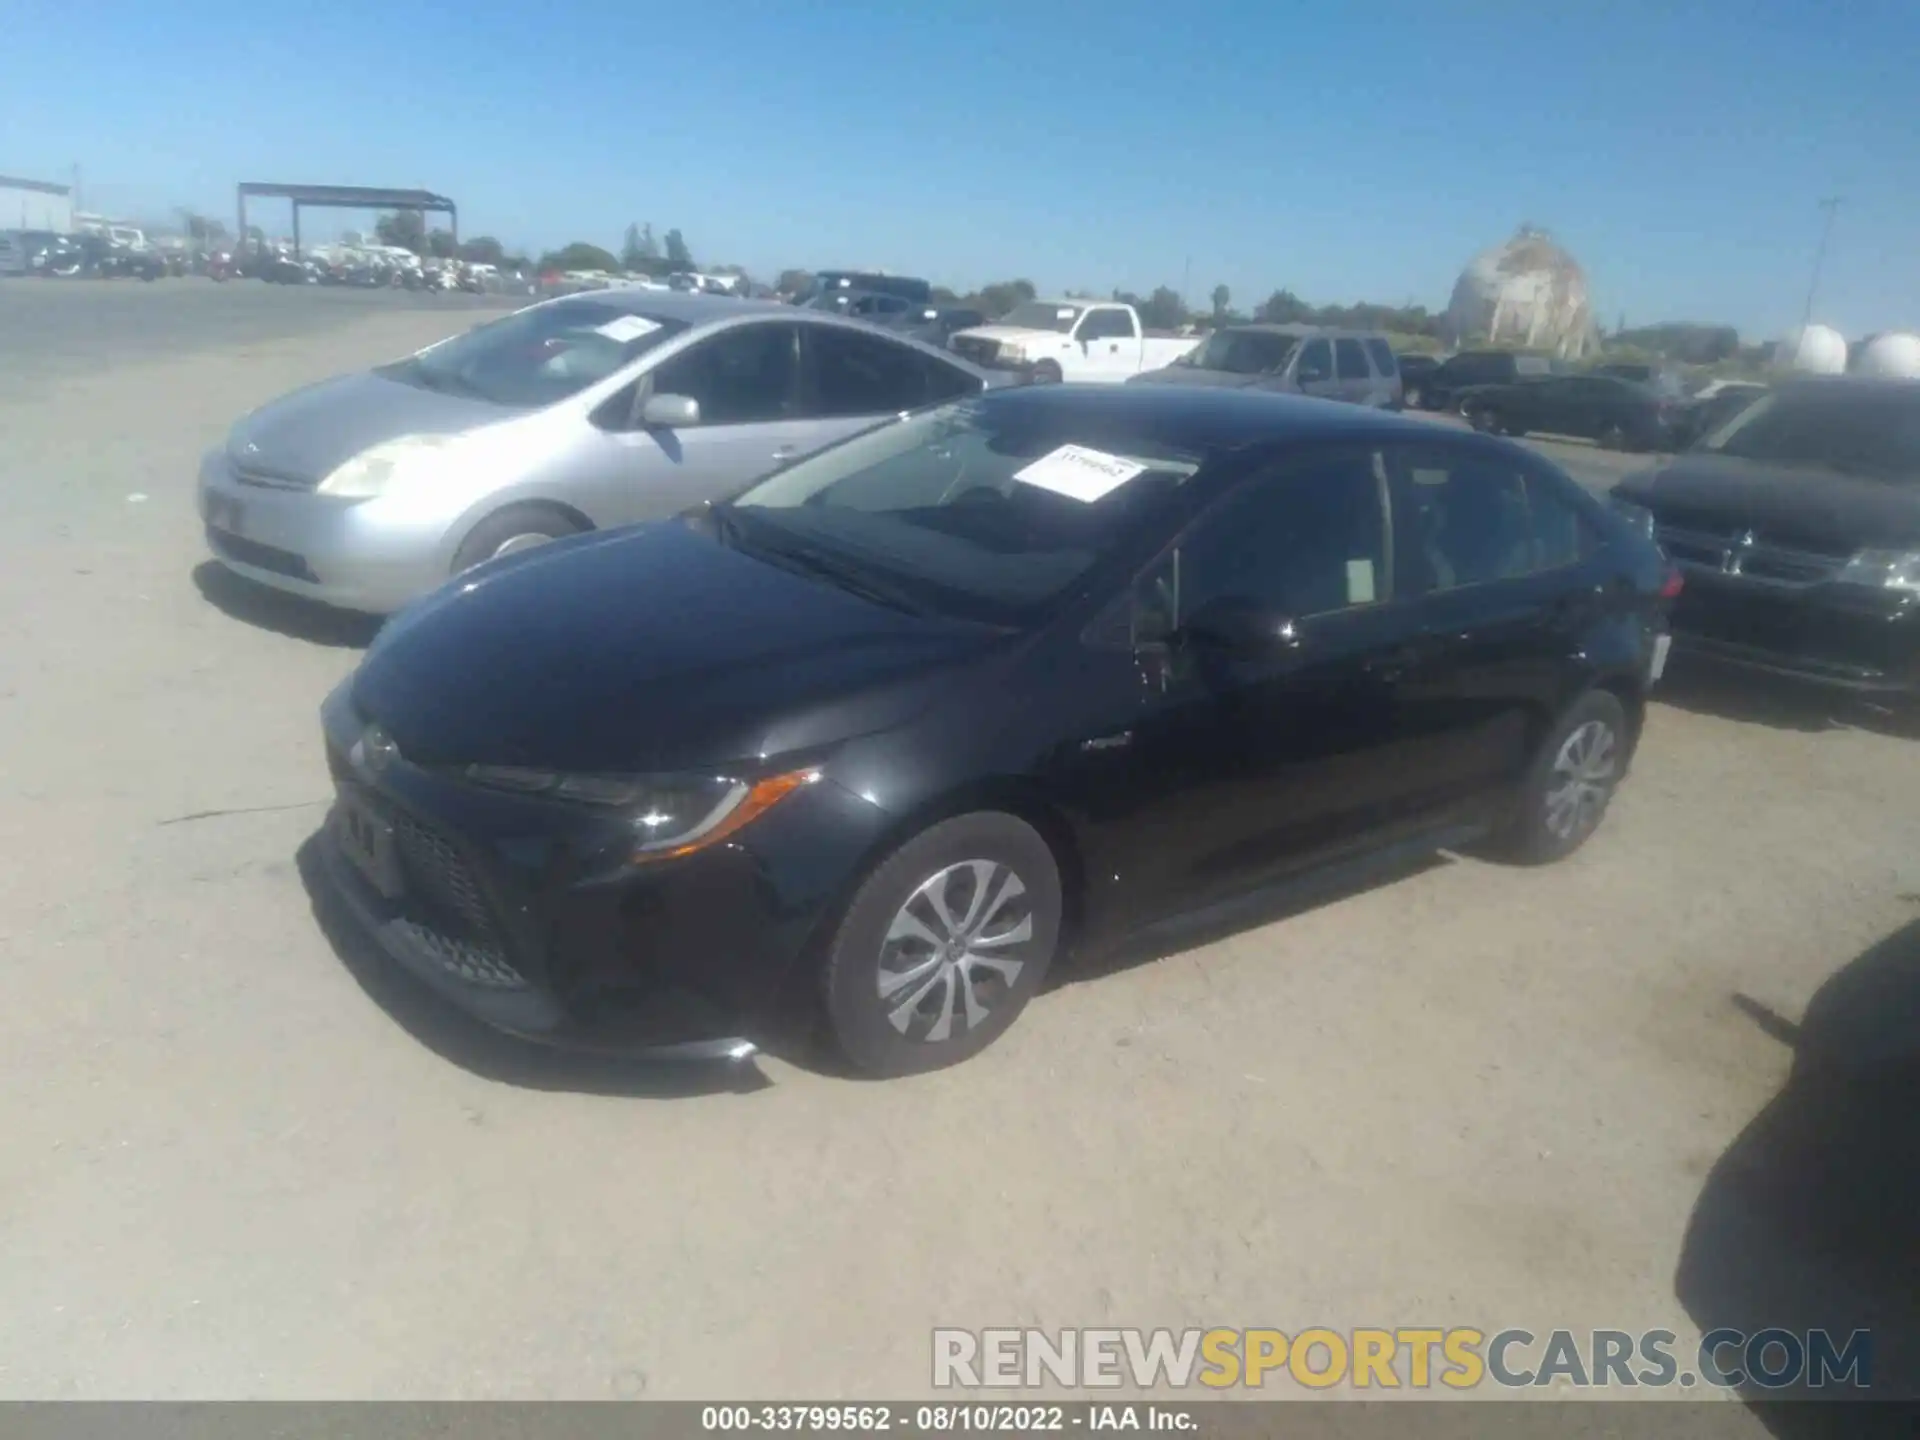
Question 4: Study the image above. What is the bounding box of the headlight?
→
[1609,496,1656,541]
[997,343,1027,365]
[316,434,458,499]
[459,764,820,860]
[1835,548,1920,594]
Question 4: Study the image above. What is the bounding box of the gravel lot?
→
[2,283,1916,1418]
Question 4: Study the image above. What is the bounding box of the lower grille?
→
[208,526,317,581]
[388,810,528,990]
[233,464,318,492]
[392,918,527,989]
[1655,525,1848,588]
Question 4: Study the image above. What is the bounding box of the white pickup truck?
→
[949,301,1200,384]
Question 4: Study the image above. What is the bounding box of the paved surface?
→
[1,288,1916,1421]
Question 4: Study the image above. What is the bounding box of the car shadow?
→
[192,561,381,649]
[293,836,770,1098]
[1676,916,1920,1431]
[1657,659,1918,739]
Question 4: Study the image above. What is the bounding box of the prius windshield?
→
[719,399,1205,626]
[389,299,687,407]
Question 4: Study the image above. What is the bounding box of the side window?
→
[1295,339,1333,383]
[1364,338,1398,377]
[647,323,799,425]
[1176,450,1390,622]
[1078,309,1137,341]
[1334,338,1371,379]
[805,326,938,417]
[1388,444,1591,592]
[921,352,985,404]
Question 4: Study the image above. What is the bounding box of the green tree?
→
[971,278,1036,317]
[664,228,694,269]
[622,223,644,271]
[458,235,506,266]
[1210,283,1230,321]
[776,268,813,296]
[538,242,621,273]
[426,229,457,260]
[1254,288,1312,324]
[1137,285,1187,331]
[375,209,427,254]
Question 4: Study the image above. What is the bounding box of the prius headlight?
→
[1835,548,1920,594]
[317,434,459,500]
[459,765,822,860]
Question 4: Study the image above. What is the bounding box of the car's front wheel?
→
[451,503,587,574]
[822,812,1063,1077]
[1493,690,1631,864]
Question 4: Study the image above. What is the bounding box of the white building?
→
[0,173,73,232]
[1444,225,1599,358]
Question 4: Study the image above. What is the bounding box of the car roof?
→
[551,289,794,322]
[1775,374,1920,399]
[974,381,1454,451]
[1224,323,1386,340]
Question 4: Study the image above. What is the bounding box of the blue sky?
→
[5,0,1916,338]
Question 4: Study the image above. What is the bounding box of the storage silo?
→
[1443,225,1599,359]
[1855,332,1920,379]
[1773,323,1848,375]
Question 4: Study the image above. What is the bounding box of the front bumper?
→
[315,682,889,1055]
[196,447,455,615]
[1667,570,1920,694]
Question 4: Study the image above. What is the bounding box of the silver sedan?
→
[197,291,1002,614]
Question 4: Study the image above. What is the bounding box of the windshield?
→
[1697,387,1920,480]
[999,303,1081,332]
[1180,329,1299,374]
[393,299,687,408]
[722,399,1205,626]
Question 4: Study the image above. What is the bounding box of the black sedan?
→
[318,385,1676,1076]
[1463,373,1679,452]
[1394,353,1441,408]
[1609,376,1920,699]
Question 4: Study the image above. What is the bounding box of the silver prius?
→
[197,291,1000,614]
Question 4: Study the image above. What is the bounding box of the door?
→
[1073,306,1142,381]
[1076,445,1438,926]
[593,321,817,522]
[1292,338,1339,400]
[1333,337,1375,406]
[1379,439,1605,813]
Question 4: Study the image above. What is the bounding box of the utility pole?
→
[1181,255,1191,315]
[1801,196,1842,328]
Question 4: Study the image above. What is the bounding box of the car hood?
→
[351,519,1005,775]
[227,367,511,485]
[1614,453,1920,552]
[952,325,1064,347]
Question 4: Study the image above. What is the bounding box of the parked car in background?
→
[1462,373,1680,452]
[807,291,992,350]
[1394,353,1441,408]
[1668,381,1769,451]
[316,383,1675,1075]
[197,291,1002,615]
[791,270,933,308]
[1609,376,1920,701]
[950,301,1199,383]
[1421,350,1556,412]
[1131,324,1403,409]
[1593,361,1686,395]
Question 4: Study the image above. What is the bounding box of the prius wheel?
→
[822,812,1062,1077]
[1494,691,1629,865]
[450,504,588,574]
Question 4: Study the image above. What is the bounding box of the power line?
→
[1801,196,1842,329]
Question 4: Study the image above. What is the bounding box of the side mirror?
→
[1181,595,1300,656]
[639,392,700,428]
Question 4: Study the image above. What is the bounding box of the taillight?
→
[1660,566,1684,600]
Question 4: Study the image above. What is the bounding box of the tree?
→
[664,228,694,269]
[426,228,457,260]
[537,242,621,273]
[1210,284,1230,321]
[1137,285,1187,331]
[459,235,506,266]
[375,210,427,254]
[971,278,1036,317]
[776,268,813,297]
[1254,288,1312,324]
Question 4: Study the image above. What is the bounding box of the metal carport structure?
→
[235,183,457,257]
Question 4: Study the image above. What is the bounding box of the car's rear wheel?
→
[1469,405,1501,433]
[822,812,1063,1077]
[1492,690,1630,865]
[451,503,587,574]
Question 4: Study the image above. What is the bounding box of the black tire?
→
[821,812,1063,1077]
[450,503,587,574]
[1490,690,1630,865]
[1469,406,1501,433]
[1028,360,1063,385]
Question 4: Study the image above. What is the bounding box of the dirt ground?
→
[1,284,1916,1418]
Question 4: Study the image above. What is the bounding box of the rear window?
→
[1334,338,1371,379]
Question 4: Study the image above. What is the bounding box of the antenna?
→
[1801,196,1842,328]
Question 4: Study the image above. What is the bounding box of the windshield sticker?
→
[1013,444,1149,504]
[1346,558,1378,605]
[593,314,662,344]
[1056,308,1077,320]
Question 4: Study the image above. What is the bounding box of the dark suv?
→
[1423,350,1555,412]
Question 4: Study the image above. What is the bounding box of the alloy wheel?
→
[490,532,554,560]
[1544,719,1617,842]
[878,860,1034,1044]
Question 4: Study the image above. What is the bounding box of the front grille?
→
[386,809,529,991]
[392,918,526,989]
[207,526,318,581]
[951,336,1001,367]
[1655,524,1849,588]
[233,464,318,492]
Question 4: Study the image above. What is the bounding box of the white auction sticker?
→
[1013,445,1149,503]
[593,314,662,344]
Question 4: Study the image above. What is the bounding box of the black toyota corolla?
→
[319,384,1675,1077]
